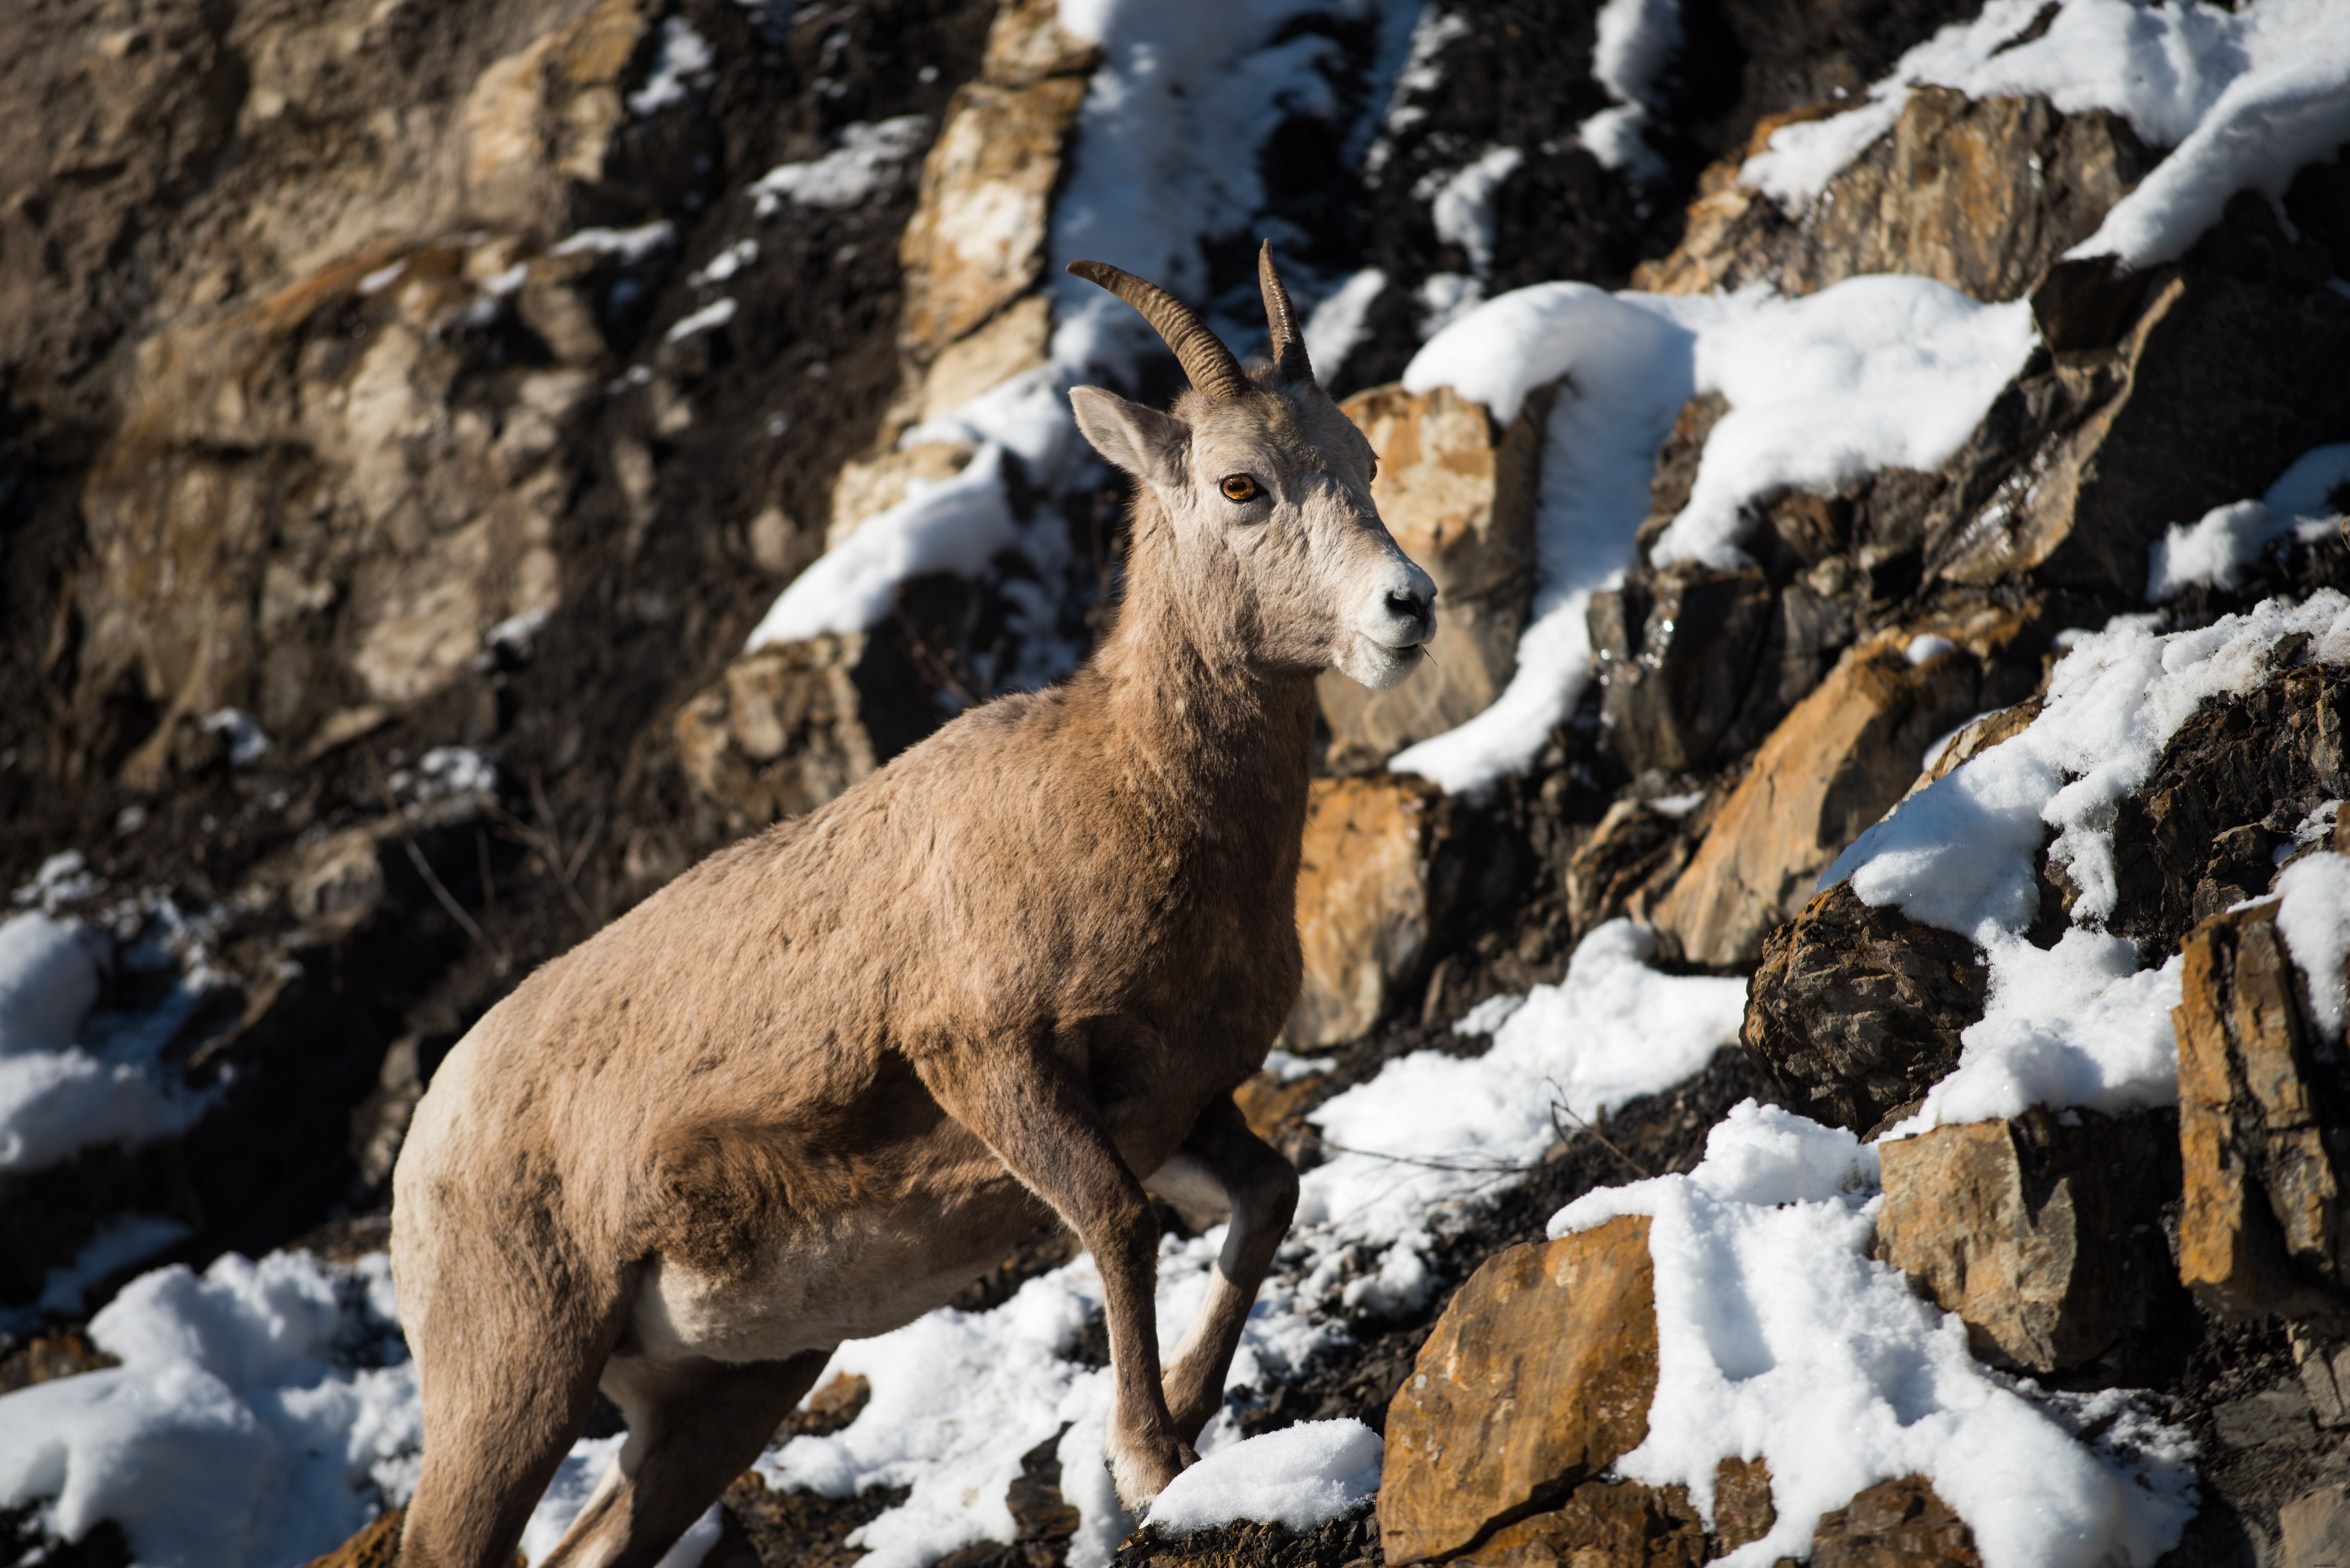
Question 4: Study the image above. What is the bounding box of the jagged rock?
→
[2174,899,2350,1320]
[1589,566,1779,778]
[1809,1477,1980,1568]
[1650,621,2006,970]
[1711,1457,1777,1553]
[1743,883,1989,1135]
[2280,1483,2350,1568]
[1636,87,2151,305]
[828,442,981,550]
[895,0,1093,362]
[673,637,881,828]
[1875,1108,2180,1373]
[1452,1479,1706,1568]
[1111,1510,1380,1568]
[1926,195,2350,598]
[1561,796,1709,941]
[1379,1215,1656,1565]
[2107,661,2350,961]
[1317,384,1545,773]
[299,1507,404,1568]
[1288,775,1460,1049]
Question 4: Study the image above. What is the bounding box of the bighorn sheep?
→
[390,244,1437,1567]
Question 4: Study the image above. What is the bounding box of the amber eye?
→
[1220,474,1260,503]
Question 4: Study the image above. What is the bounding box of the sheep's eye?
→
[1219,474,1261,504]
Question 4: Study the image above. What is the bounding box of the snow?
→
[1905,634,1957,666]
[551,222,677,264]
[689,238,760,286]
[664,296,738,344]
[1824,591,2350,1134]
[1419,146,1523,277]
[627,16,715,117]
[1382,275,2033,793]
[1578,0,1682,188]
[1301,266,1385,373]
[1413,271,1483,337]
[1143,1420,1381,1536]
[11,1214,192,1328]
[2148,443,2350,601]
[201,707,273,767]
[1550,1101,2196,1568]
[0,1249,421,1568]
[744,444,1019,649]
[14,850,105,910]
[520,1437,721,1568]
[2276,851,2350,1040]
[416,746,497,801]
[1741,0,2350,269]
[0,909,220,1175]
[751,117,930,215]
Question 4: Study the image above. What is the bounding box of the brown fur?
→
[392,322,1434,1566]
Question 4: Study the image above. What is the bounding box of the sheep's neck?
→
[1089,509,1315,855]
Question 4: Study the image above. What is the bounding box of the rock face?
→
[1648,623,2001,970]
[2175,898,2350,1320]
[1379,1215,1656,1565]
[1637,88,2152,305]
[1288,776,1458,1049]
[1743,883,1989,1135]
[1318,384,1544,773]
[1876,1109,2180,1373]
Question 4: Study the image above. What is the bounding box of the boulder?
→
[1649,622,2001,970]
[1742,883,1988,1136]
[1808,1477,1980,1568]
[672,637,882,831]
[1636,88,2151,305]
[1317,384,1544,773]
[2174,899,2350,1320]
[1379,1215,1657,1564]
[1452,1480,1705,1568]
[1561,796,1709,942]
[1875,1108,2180,1373]
[1588,566,1782,778]
[1287,775,1459,1049]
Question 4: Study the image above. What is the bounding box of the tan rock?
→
[1287,775,1454,1048]
[2174,900,2350,1318]
[829,442,980,551]
[459,0,651,238]
[915,295,1055,426]
[1649,626,1985,969]
[673,637,882,830]
[1452,1479,1706,1568]
[299,1507,404,1568]
[2280,1483,2350,1568]
[1380,1215,1657,1564]
[287,829,390,940]
[1711,1456,1778,1553]
[1635,88,2150,305]
[1809,1476,1980,1568]
[1562,796,1709,941]
[1876,1109,2178,1372]
[1317,384,1544,772]
[898,76,1087,359]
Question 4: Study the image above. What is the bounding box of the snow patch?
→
[1301,266,1386,373]
[1741,0,2350,269]
[1418,146,1523,277]
[1144,1420,1381,1536]
[2276,850,2350,1040]
[1826,592,2350,1134]
[627,16,715,117]
[752,117,931,215]
[201,707,273,768]
[552,222,677,265]
[1551,1102,2196,1568]
[2148,443,2350,601]
[1577,0,1682,187]
[664,296,738,344]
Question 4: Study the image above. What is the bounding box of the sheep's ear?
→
[1071,385,1188,489]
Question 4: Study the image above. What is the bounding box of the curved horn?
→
[1258,240,1312,383]
[1066,259,1249,402]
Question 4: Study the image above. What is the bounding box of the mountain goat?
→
[390,244,1437,1567]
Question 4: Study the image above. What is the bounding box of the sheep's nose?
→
[1388,586,1435,629]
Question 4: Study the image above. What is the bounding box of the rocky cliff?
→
[4,1,2350,1566]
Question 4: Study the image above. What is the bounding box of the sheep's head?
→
[1067,245,1436,691]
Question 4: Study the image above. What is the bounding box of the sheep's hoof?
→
[1109,1434,1198,1512]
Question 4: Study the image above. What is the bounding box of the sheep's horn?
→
[1258,241,1311,383]
[1066,259,1249,402]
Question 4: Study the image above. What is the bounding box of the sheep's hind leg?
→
[539,1349,830,1568]
[1146,1095,1299,1442]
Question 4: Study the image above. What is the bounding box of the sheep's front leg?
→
[1145,1095,1299,1441]
[916,1043,1192,1509]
